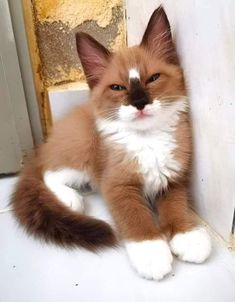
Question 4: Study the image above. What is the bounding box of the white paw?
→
[125,239,173,281]
[170,227,211,263]
[60,186,85,212]
[52,185,84,212]
[44,169,87,212]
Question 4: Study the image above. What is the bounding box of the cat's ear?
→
[75,32,111,88]
[141,6,178,64]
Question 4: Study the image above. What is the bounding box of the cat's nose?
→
[133,98,149,110]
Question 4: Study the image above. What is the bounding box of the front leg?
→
[156,184,212,263]
[102,182,173,280]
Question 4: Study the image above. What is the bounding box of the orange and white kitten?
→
[12,7,211,280]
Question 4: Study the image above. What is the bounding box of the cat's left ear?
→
[76,32,111,89]
[141,6,178,64]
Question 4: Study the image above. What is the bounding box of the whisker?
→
[159,95,188,101]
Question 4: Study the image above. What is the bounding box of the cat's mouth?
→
[134,110,152,120]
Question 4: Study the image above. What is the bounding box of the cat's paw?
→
[56,186,85,212]
[125,239,173,281]
[170,227,211,263]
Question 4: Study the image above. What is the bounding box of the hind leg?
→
[44,168,90,212]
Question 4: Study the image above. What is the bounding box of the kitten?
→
[12,7,211,280]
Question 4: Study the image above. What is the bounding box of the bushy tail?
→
[11,162,116,251]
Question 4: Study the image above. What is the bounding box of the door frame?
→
[0,0,34,173]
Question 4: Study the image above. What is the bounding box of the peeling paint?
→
[52,66,85,86]
[35,0,122,29]
[33,2,125,86]
[111,18,126,51]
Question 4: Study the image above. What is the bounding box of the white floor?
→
[0,176,235,302]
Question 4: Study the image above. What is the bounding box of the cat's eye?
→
[146,73,160,84]
[110,84,126,91]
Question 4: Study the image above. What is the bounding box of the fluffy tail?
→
[11,162,116,251]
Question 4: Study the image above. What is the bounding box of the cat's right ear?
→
[75,32,111,89]
[141,7,178,64]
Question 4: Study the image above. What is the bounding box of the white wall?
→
[126,0,235,241]
[48,83,89,121]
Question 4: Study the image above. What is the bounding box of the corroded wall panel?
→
[32,0,126,86]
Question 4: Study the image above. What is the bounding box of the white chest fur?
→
[100,126,180,196]
[124,130,180,196]
[97,100,187,197]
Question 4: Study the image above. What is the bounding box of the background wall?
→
[126,0,235,242]
[23,0,126,134]
[32,0,126,87]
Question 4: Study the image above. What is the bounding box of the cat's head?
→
[76,7,187,131]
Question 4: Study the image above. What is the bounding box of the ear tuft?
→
[75,32,111,88]
[141,6,178,64]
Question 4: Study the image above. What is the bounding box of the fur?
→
[129,68,140,80]
[170,227,212,263]
[11,7,211,280]
[43,168,89,211]
[96,98,187,199]
[125,239,173,280]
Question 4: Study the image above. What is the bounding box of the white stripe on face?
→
[128,68,140,81]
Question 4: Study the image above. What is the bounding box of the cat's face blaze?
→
[76,6,186,131]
